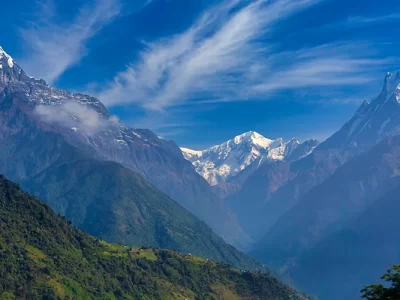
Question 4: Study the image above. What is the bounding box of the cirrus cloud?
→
[19,0,122,83]
[95,0,324,110]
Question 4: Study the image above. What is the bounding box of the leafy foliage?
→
[0,175,304,299]
[361,265,400,300]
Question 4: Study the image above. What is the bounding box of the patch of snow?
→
[132,131,142,138]
[181,148,203,161]
[115,139,128,145]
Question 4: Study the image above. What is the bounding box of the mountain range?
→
[0,46,257,268]
[182,131,318,200]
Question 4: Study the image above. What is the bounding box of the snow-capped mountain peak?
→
[181,132,317,186]
[0,46,14,68]
[231,131,274,148]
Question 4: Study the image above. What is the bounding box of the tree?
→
[361,265,400,299]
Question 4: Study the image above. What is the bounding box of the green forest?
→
[0,175,304,299]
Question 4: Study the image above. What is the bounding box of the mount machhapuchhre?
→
[248,71,400,299]
[2,41,400,300]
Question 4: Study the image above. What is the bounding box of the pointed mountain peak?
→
[383,71,400,96]
[0,46,8,55]
[285,137,300,146]
[0,46,15,68]
[233,131,274,148]
[360,71,400,114]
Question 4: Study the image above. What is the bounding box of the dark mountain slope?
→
[291,183,400,300]
[251,134,400,267]
[24,159,258,269]
[0,175,305,300]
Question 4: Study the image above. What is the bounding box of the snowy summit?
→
[181,131,317,186]
[0,46,14,69]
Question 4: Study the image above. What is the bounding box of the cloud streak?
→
[35,102,119,136]
[95,0,395,111]
[252,43,394,93]
[20,0,121,83]
[95,0,323,110]
[346,14,400,25]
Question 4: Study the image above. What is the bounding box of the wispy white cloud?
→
[302,13,400,34]
[252,42,394,93]
[95,0,323,110]
[35,102,119,135]
[346,14,400,25]
[19,0,121,83]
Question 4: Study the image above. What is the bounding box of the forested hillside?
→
[0,175,305,299]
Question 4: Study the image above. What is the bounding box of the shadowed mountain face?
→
[247,71,400,298]
[251,135,400,265]
[0,175,304,300]
[290,183,400,300]
[227,72,400,241]
[0,47,257,264]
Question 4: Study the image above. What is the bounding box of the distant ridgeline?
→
[0,175,306,299]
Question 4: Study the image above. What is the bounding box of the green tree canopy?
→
[361,265,400,300]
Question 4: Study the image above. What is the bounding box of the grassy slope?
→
[0,175,305,300]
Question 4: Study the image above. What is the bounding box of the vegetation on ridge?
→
[361,265,400,300]
[0,175,305,299]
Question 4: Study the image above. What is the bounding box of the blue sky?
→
[1,0,400,149]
